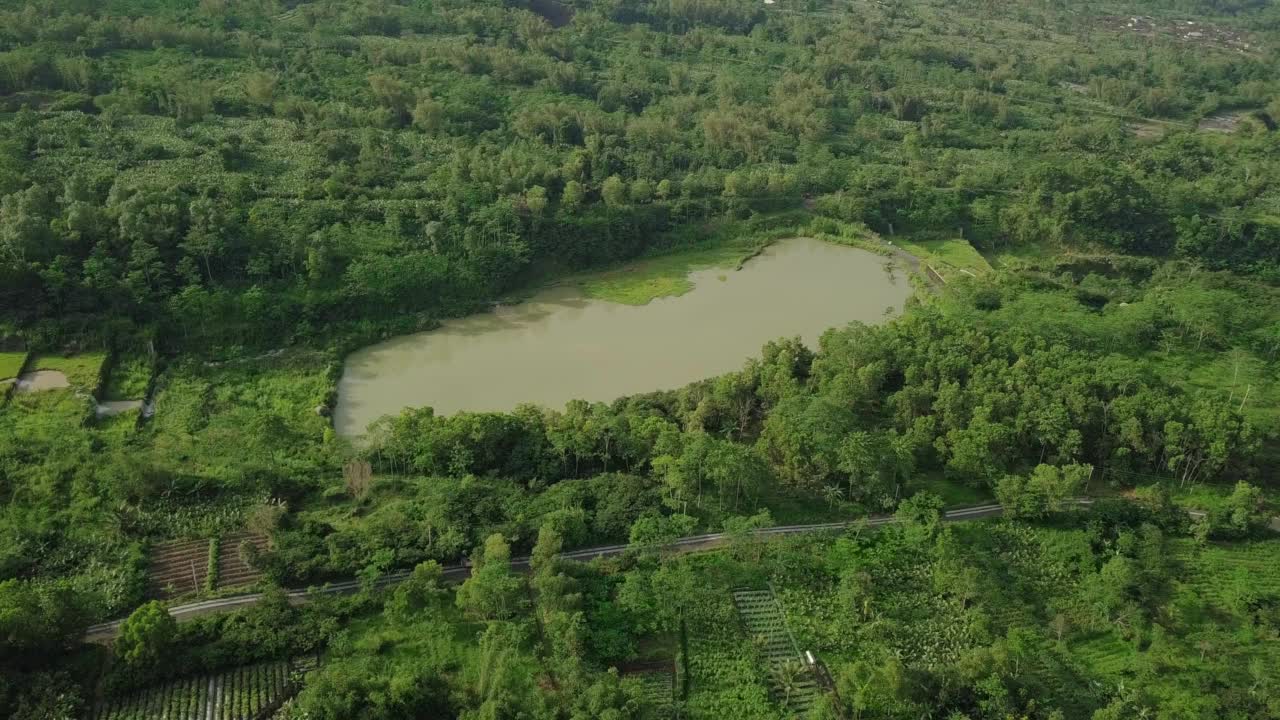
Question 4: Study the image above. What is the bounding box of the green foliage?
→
[116,600,177,669]
[101,352,151,400]
[0,579,87,658]
[1,0,1280,716]
[385,560,447,624]
[1195,480,1272,539]
[293,655,454,720]
[456,534,524,621]
[995,464,1091,519]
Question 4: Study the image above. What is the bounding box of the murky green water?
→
[335,237,908,436]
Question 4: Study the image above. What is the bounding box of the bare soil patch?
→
[148,538,212,599]
[147,532,268,598]
[216,532,269,590]
[1099,15,1258,54]
[14,370,70,393]
[1198,111,1250,133]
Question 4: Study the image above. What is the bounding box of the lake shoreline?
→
[334,237,912,437]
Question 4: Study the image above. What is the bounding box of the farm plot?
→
[732,588,821,715]
[88,657,316,720]
[682,582,775,717]
[1170,537,1280,609]
[148,532,268,598]
[215,532,269,591]
[620,667,675,710]
[147,538,213,599]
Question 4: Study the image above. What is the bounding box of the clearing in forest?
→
[147,538,213,598]
[618,663,676,709]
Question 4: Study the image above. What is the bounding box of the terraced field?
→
[732,587,821,715]
[1170,536,1280,664]
[88,657,316,720]
[1070,631,1136,677]
[27,352,107,392]
[1170,537,1280,607]
[683,583,775,715]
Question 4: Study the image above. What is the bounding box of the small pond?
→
[335,237,909,437]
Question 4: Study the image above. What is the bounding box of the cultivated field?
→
[29,352,107,392]
[147,532,268,599]
[732,587,821,714]
[88,657,316,720]
[215,532,269,591]
[147,538,213,599]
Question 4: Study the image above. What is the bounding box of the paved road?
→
[84,502,1008,643]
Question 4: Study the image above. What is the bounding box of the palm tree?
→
[822,484,842,510]
[771,659,808,707]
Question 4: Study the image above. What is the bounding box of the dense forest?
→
[1,0,1279,718]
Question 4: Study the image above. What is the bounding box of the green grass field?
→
[29,352,108,391]
[0,352,27,381]
[576,238,764,305]
[896,237,993,280]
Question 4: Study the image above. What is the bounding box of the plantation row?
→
[623,670,676,710]
[88,658,314,720]
[147,538,212,598]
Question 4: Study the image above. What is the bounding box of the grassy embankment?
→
[895,236,994,280]
[568,214,808,305]
[564,212,955,306]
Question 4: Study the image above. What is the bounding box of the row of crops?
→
[1169,536,1280,665]
[88,657,316,720]
[683,582,776,714]
[148,537,214,598]
[731,587,822,715]
[1170,537,1280,608]
[148,532,267,599]
[621,669,676,710]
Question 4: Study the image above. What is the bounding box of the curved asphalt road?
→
[84,502,1013,643]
